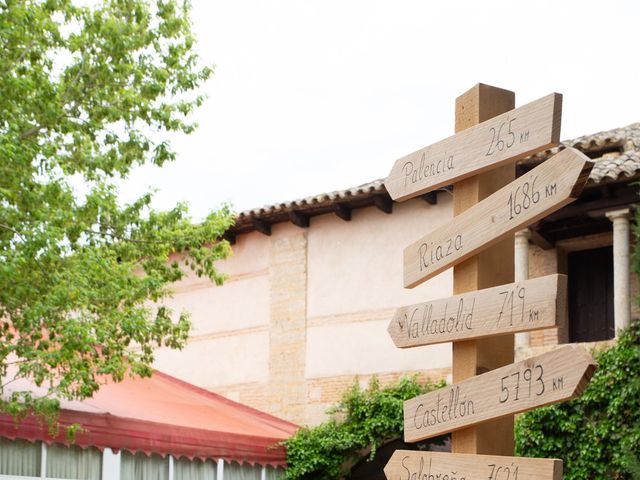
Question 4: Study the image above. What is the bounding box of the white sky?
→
[120,0,640,220]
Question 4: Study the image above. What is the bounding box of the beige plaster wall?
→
[306,320,451,378]
[307,197,454,318]
[168,275,269,336]
[151,196,455,426]
[302,198,454,419]
[153,232,272,388]
[153,330,270,387]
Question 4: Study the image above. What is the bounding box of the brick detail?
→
[268,230,308,424]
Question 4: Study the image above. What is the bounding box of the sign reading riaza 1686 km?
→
[384,93,562,202]
[388,274,566,348]
[403,346,596,443]
[384,451,563,480]
[403,147,593,288]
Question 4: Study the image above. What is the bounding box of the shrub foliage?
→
[516,321,640,479]
[283,376,444,480]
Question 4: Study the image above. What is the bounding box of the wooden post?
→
[452,84,516,455]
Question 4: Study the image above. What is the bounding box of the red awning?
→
[0,372,298,467]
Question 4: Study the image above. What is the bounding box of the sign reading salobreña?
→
[384,93,562,202]
[403,147,593,288]
[388,274,566,348]
[403,345,596,442]
[384,451,562,480]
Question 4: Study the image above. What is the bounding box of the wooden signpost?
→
[381,84,598,479]
[403,147,594,288]
[403,345,596,442]
[385,93,562,201]
[449,85,516,456]
[388,274,567,348]
[384,451,562,480]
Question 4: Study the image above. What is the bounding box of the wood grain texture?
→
[384,93,562,202]
[403,345,596,442]
[384,451,562,480]
[450,84,516,456]
[403,147,594,288]
[388,274,566,348]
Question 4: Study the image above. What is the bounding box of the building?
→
[153,123,640,427]
[0,371,295,479]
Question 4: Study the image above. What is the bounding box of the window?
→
[568,246,615,342]
[120,452,169,480]
[0,438,282,480]
[264,466,284,480]
[0,439,101,479]
[0,437,41,477]
[223,462,261,480]
[47,444,101,479]
[174,457,216,480]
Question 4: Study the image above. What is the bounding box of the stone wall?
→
[267,224,308,422]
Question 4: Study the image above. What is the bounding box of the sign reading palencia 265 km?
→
[385,93,562,202]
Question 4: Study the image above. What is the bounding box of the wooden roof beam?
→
[528,223,554,249]
[333,203,352,221]
[223,232,236,245]
[373,195,393,214]
[253,219,271,236]
[289,211,310,228]
[421,191,438,205]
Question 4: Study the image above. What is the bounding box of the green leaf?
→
[283,376,445,479]
[0,0,231,433]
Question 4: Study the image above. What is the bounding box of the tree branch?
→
[18,126,41,140]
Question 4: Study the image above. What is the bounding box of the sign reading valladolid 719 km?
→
[387,274,566,348]
[384,93,562,201]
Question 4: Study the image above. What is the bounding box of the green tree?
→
[0,0,232,427]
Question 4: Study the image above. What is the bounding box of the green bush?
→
[284,325,640,479]
[516,320,640,479]
[283,376,444,480]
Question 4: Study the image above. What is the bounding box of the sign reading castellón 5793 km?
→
[388,274,566,348]
[384,451,562,480]
[403,147,593,288]
[403,346,596,443]
[384,93,562,202]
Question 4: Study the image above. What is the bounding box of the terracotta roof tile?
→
[232,123,640,232]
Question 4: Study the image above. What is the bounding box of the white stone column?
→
[515,229,531,348]
[606,208,632,336]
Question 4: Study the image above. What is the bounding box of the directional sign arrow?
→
[384,451,562,480]
[403,345,596,443]
[385,93,562,202]
[403,147,593,288]
[388,274,566,348]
